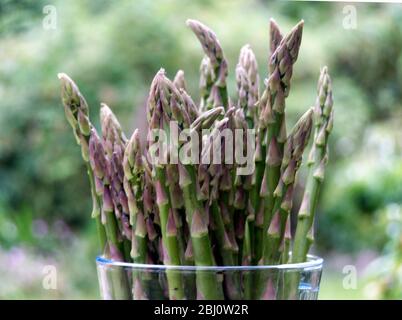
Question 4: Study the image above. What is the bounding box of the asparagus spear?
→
[146,69,186,300]
[58,73,107,254]
[269,19,283,59]
[235,44,259,268]
[154,70,226,299]
[100,104,132,260]
[264,107,313,264]
[199,113,242,299]
[123,129,159,300]
[188,28,247,283]
[173,70,187,91]
[234,86,256,297]
[236,44,260,127]
[181,87,200,123]
[257,108,313,299]
[187,19,229,110]
[89,128,131,299]
[244,20,284,266]
[199,57,215,112]
[123,130,148,261]
[285,69,333,300]
[141,159,167,275]
[292,67,334,263]
[217,108,238,265]
[254,21,304,265]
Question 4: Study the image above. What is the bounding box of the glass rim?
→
[96,254,323,271]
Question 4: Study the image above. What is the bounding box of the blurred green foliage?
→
[0,0,45,35]
[364,204,402,299]
[317,117,402,252]
[1,0,402,299]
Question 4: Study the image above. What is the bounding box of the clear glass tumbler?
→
[96,254,323,300]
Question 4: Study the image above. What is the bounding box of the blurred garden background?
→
[0,0,401,299]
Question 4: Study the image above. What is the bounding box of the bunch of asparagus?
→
[59,18,334,300]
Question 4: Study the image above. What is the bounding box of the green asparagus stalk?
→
[152,70,225,299]
[161,79,189,262]
[264,108,313,264]
[254,21,304,265]
[257,108,313,299]
[235,44,259,270]
[234,83,256,297]
[200,115,242,299]
[292,67,334,263]
[232,109,250,242]
[245,20,283,265]
[58,73,107,254]
[285,68,333,300]
[147,69,186,300]
[217,108,238,266]
[187,19,229,110]
[100,104,132,261]
[123,129,150,299]
[88,128,131,299]
[189,105,225,299]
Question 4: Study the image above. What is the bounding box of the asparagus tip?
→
[186,18,198,28]
[58,72,77,95]
[157,68,166,76]
[100,102,109,112]
[57,72,67,80]
[132,128,140,141]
